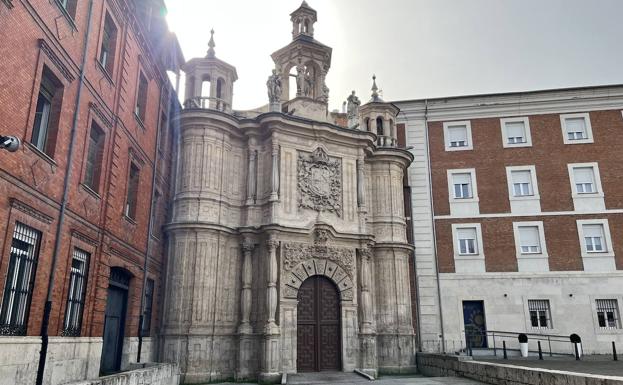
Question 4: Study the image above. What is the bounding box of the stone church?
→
[161,2,415,382]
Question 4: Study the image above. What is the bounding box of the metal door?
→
[297,276,341,372]
[100,269,130,374]
[463,300,488,349]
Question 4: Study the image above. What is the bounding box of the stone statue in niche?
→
[266,69,282,103]
[295,61,306,97]
[346,91,361,129]
[298,147,342,216]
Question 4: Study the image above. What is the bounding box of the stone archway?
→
[296,275,341,372]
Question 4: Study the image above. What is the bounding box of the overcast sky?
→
[165,0,623,111]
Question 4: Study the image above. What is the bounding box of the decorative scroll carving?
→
[283,242,353,276]
[298,148,342,216]
[38,39,75,82]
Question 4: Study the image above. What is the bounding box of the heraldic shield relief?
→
[297,147,342,216]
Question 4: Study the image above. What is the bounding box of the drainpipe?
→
[423,99,446,352]
[137,78,169,363]
[36,1,94,384]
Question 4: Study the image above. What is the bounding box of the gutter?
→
[36,1,95,384]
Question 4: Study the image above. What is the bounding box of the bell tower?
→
[271,1,332,121]
[182,30,238,112]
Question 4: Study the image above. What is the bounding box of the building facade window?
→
[576,219,615,271]
[596,299,620,329]
[452,173,473,199]
[0,223,42,336]
[573,167,596,194]
[506,166,541,214]
[561,113,593,144]
[501,117,531,148]
[58,0,77,19]
[528,299,552,329]
[512,221,549,272]
[31,67,63,157]
[62,248,89,336]
[443,121,473,151]
[141,278,154,336]
[84,122,105,192]
[125,162,140,219]
[511,170,533,196]
[567,163,605,212]
[583,224,606,252]
[451,223,485,273]
[135,71,148,122]
[99,12,117,74]
[518,226,541,254]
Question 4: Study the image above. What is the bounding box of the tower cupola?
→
[291,1,317,39]
[359,75,400,147]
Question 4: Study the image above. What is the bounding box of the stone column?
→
[269,140,279,202]
[239,238,254,334]
[261,235,281,382]
[245,148,257,206]
[356,158,366,209]
[359,245,378,375]
[237,237,254,380]
[265,236,279,333]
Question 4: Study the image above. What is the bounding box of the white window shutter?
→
[566,117,586,133]
[506,122,525,138]
[583,224,603,238]
[448,126,467,142]
[519,226,540,247]
[574,167,595,184]
[512,170,532,184]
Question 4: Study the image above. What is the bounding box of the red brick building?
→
[396,86,623,355]
[0,0,182,383]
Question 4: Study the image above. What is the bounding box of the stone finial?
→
[207,29,216,58]
[370,74,384,103]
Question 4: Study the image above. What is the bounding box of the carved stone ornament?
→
[283,242,354,276]
[298,148,342,216]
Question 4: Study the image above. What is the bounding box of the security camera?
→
[0,136,21,152]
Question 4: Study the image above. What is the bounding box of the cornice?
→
[10,198,54,224]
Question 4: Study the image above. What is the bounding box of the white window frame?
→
[506,166,540,201]
[527,299,553,329]
[576,219,614,259]
[513,221,548,258]
[447,169,479,203]
[560,113,594,145]
[567,162,604,198]
[443,121,473,151]
[452,223,484,259]
[501,117,532,148]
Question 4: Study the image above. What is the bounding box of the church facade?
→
[160,2,416,383]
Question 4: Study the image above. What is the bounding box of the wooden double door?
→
[296,276,341,372]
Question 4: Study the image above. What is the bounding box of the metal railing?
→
[183,96,231,112]
[464,330,576,357]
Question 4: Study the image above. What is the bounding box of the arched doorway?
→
[297,275,341,372]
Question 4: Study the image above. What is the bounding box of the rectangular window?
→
[565,117,587,140]
[31,68,62,157]
[511,170,533,197]
[574,167,596,194]
[62,248,89,336]
[0,223,42,336]
[125,163,140,219]
[583,224,605,252]
[447,125,468,148]
[518,226,541,254]
[58,0,77,18]
[135,72,148,122]
[84,122,105,192]
[528,299,551,329]
[505,121,526,144]
[141,279,154,336]
[453,173,472,199]
[457,227,478,255]
[99,13,117,74]
[596,299,620,329]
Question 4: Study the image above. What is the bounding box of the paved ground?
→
[218,372,486,385]
[476,355,623,377]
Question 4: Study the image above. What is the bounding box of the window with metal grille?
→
[528,299,551,329]
[596,299,620,329]
[62,248,89,336]
[141,279,154,336]
[0,223,41,336]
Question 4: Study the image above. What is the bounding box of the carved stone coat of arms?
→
[298,147,342,216]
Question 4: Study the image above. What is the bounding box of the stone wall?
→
[416,353,623,385]
[64,362,179,385]
[0,336,102,385]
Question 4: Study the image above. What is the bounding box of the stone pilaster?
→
[269,141,279,202]
[245,148,257,206]
[239,238,254,334]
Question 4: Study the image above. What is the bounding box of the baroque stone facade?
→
[161,2,416,383]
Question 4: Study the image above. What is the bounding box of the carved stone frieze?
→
[298,147,342,216]
[282,241,354,276]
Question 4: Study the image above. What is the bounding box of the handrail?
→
[463,329,576,357]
